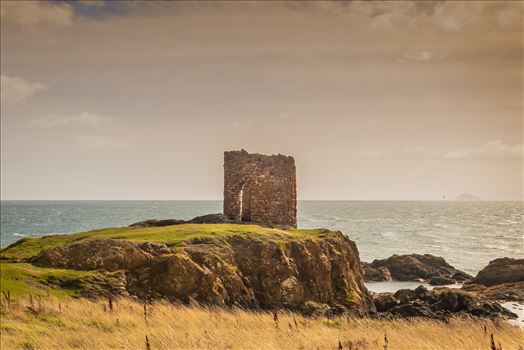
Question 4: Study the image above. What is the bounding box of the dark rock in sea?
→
[468,257,524,286]
[372,285,518,320]
[362,254,472,284]
[373,293,399,312]
[129,219,187,228]
[361,262,392,282]
[461,258,524,302]
[462,282,524,302]
[34,231,373,314]
[129,213,231,227]
[429,276,455,286]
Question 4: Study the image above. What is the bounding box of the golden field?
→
[0,296,522,350]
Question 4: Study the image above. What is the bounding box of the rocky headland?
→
[1,222,372,315]
[0,218,519,322]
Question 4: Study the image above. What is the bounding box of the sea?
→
[1,200,522,276]
[1,200,523,324]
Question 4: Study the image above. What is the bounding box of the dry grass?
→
[1,297,522,350]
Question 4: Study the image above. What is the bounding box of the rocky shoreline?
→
[1,215,522,323]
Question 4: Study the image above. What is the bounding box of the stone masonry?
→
[223,150,297,228]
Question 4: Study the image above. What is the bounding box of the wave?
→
[12,232,28,237]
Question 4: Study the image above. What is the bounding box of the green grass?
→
[0,224,337,299]
[0,261,106,298]
[1,224,336,262]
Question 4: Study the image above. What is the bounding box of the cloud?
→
[0,1,74,29]
[445,141,523,159]
[398,51,448,63]
[478,140,523,157]
[27,112,115,128]
[444,148,471,159]
[0,75,47,106]
[227,117,255,129]
[76,135,131,150]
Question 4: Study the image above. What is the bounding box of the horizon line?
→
[1,199,522,202]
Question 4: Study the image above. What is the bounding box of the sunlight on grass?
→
[0,224,336,261]
[0,296,522,350]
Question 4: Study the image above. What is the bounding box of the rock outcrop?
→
[468,258,524,286]
[372,286,517,320]
[362,254,471,284]
[129,213,230,228]
[462,258,524,302]
[35,230,373,314]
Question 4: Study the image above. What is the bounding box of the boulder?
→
[372,286,517,320]
[129,213,230,228]
[462,282,524,302]
[363,254,472,284]
[362,262,392,282]
[468,258,524,286]
[188,213,230,224]
[429,276,455,286]
[461,258,524,302]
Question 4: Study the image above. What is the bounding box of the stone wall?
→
[223,150,297,228]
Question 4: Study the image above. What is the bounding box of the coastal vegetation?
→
[1,223,522,349]
[1,296,522,350]
[0,224,334,261]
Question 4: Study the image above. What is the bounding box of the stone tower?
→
[223,150,297,228]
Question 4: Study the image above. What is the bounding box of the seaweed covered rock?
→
[372,286,517,320]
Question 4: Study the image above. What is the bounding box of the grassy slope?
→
[1,297,522,350]
[0,224,334,299]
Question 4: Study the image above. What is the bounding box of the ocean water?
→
[1,200,522,275]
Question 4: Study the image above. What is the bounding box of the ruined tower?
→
[223,150,297,228]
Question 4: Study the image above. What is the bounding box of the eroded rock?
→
[36,239,170,271]
[35,232,373,314]
[468,258,524,287]
[362,254,472,284]
[372,286,517,320]
[462,258,524,302]
[129,213,230,228]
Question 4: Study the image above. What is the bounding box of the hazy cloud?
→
[444,148,471,159]
[227,118,255,129]
[478,140,523,157]
[0,75,46,106]
[399,51,448,63]
[0,1,74,29]
[28,112,115,128]
[445,141,523,159]
[0,1,521,200]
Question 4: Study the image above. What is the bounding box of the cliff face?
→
[33,226,372,313]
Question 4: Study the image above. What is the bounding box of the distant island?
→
[456,193,481,201]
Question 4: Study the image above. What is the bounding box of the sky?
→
[1,1,522,200]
